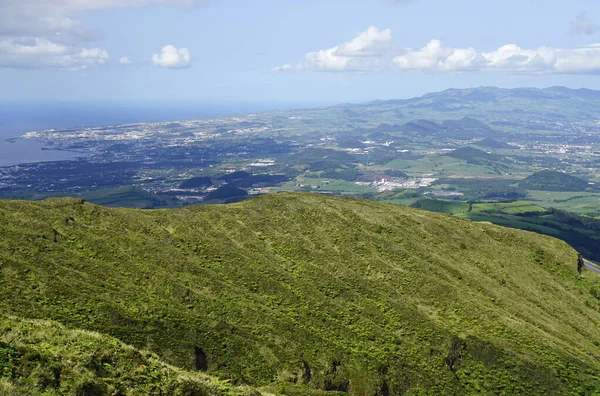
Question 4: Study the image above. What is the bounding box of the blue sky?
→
[3,0,600,104]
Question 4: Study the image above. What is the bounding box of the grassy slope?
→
[527,190,600,216]
[407,198,600,261]
[3,186,175,209]
[81,186,170,208]
[1,194,600,394]
[0,316,260,396]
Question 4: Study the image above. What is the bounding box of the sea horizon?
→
[0,99,332,138]
[0,100,331,167]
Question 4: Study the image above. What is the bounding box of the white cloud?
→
[569,11,599,36]
[152,45,192,69]
[0,0,204,40]
[481,44,555,72]
[0,38,108,70]
[119,56,133,65]
[277,26,600,75]
[335,26,392,57]
[271,64,292,72]
[393,40,600,74]
[393,40,486,72]
[0,0,205,70]
[296,26,394,72]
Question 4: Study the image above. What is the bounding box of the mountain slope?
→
[0,315,259,396]
[1,194,600,394]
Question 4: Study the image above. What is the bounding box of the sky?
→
[3,0,600,104]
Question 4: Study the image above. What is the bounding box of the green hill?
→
[0,316,258,396]
[474,138,517,150]
[179,176,213,189]
[520,170,591,191]
[445,146,510,174]
[447,146,499,162]
[399,119,441,135]
[205,185,248,202]
[442,117,491,131]
[1,194,600,394]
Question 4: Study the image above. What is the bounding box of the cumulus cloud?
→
[276,26,600,75]
[152,45,192,68]
[394,40,600,74]
[292,26,393,72]
[0,0,204,70]
[569,12,599,36]
[119,56,133,65]
[393,40,486,72]
[271,64,292,72]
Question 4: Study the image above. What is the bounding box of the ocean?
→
[0,100,323,167]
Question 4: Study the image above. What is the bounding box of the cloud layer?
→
[395,41,600,74]
[0,0,202,70]
[0,38,109,70]
[152,45,192,68]
[273,26,600,75]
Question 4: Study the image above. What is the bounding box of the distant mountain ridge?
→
[368,86,600,106]
[328,86,600,123]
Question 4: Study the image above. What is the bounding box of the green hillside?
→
[520,170,591,192]
[0,316,258,396]
[1,194,600,394]
[447,147,500,162]
[81,186,175,208]
[407,197,600,261]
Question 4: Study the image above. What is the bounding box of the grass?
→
[3,186,176,209]
[410,199,469,215]
[461,213,564,238]
[81,186,174,208]
[1,193,600,394]
[403,197,600,262]
[408,200,546,217]
[471,201,547,215]
[383,158,420,170]
[385,156,500,178]
[282,177,377,194]
[527,190,600,215]
[0,315,261,396]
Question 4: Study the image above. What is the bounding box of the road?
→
[583,259,600,274]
